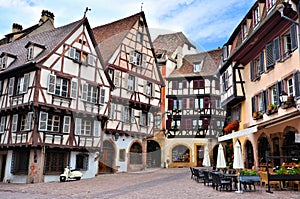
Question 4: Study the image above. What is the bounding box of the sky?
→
[0,0,256,51]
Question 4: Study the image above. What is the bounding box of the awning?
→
[218,125,258,142]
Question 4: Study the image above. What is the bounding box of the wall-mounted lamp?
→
[279,91,288,104]
[112,132,120,141]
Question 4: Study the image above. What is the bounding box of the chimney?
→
[12,23,23,33]
[39,10,55,25]
[176,46,183,68]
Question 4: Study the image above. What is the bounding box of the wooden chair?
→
[190,167,196,180]
[195,169,204,183]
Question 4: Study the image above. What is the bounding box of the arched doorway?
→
[130,142,142,164]
[282,131,300,158]
[147,140,161,167]
[245,140,254,169]
[258,135,270,165]
[98,140,115,174]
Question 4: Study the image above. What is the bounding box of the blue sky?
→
[0,0,256,51]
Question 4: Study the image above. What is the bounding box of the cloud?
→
[0,0,256,50]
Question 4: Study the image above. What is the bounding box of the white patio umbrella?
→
[216,144,226,169]
[202,146,211,167]
[233,141,244,194]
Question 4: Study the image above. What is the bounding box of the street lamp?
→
[112,132,120,141]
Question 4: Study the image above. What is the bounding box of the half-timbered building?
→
[164,49,226,168]
[93,12,164,172]
[218,0,300,170]
[0,16,111,183]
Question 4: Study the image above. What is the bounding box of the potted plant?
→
[239,170,260,182]
[252,111,263,120]
[267,104,277,115]
[223,120,239,134]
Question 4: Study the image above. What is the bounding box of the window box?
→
[252,111,263,120]
[267,104,278,115]
[223,120,239,134]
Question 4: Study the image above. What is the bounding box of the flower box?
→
[239,175,260,182]
[268,174,300,181]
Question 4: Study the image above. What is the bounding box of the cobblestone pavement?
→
[0,168,299,199]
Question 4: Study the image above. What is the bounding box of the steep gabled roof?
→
[153,32,196,54]
[168,48,222,78]
[0,18,84,74]
[92,12,142,64]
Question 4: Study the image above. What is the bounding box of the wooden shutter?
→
[294,71,300,98]
[26,112,33,130]
[0,80,2,95]
[189,98,194,109]
[142,54,147,68]
[75,118,82,135]
[166,119,172,130]
[259,51,264,74]
[182,80,187,88]
[211,97,216,108]
[131,109,135,123]
[88,54,94,66]
[12,114,18,132]
[250,61,255,81]
[193,80,198,89]
[290,23,298,51]
[251,96,256,113]
[129,50,134,63]
[263,90,268,112]
[147,112,151,126]
[266,42,274,69]
[273,37,281,61]
[93,120,100,137]
[81,83,88,101]
[168,98,174,110]
[275,81,281,106]
[8,77,15,96]
[38,112,48,131]
[70,80,78,99]
[199,79,205,89]
[203,119,209,129]
[114,71,120,87]
[172,81,178,89]
[23,73,30,93]
[63,116,71,133]
[182,98,187,109]
[204,97,210,108]
[47,74,56,94]
[68,47,75,59]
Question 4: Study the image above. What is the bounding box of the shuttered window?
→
[63,116,71,133]
[273,37,281,61]
[266,42,274,69]
[290,23,298,51]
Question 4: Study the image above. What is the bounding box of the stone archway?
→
[129,142,143,165]
[282,126,300,158]
[146,140,161,168]
[98,140,115,174]
[257,135,270,164]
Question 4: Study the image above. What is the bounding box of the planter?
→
[268,174,300,181]
[239,175,260,182]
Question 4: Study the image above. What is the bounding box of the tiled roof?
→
[168,48,222,78]
[93,12,142,64]
[0,19,84,74]
[153,32,196,54]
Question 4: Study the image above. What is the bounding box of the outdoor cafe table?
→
[223,173,238,190]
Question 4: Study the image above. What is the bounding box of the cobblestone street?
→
[0,168,299,199]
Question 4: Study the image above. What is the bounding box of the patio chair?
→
[190,167,196,180]
[203,170,213,186]
[195,169,204,183]
[211,172,232,191]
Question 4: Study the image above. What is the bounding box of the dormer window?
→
[267,0,276,11]
[1,57,6,69]
[137,32,143,43]
[193,61,203,72]
[27,46,34,60]
[25,42,45,61]
[253,5,260,27]
[242,21,248,41]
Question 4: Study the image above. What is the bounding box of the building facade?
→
[218,0,300,169]
[0,16,111,183]
[93,12,164,172]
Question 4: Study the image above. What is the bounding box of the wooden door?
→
[98,141,115,173]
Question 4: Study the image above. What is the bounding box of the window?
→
[129,50,142,66]
[195,98,204,109]
[287,77,295,96]
[267,0,276,11]
[8,77,15,96]
[270,85,278,105]
[193,61,203,72]
[0,80,2,96]
[137,32,143,43]
[122,106,134,123]
[253,5,260,27]
[38,112,60,132]
[0,116,6,133]
[139,111,151,126]
[67,47,80,62]
[81,83,98,103]
[47,74,69,97]
[250,51,264,81]
[87,54,95,66]
[119,149,126,162]
[252,91,267,114]
[192,119,203,129]
[27,46,34,60]
[93,120,100,137]
[63,116,71,133]
[20,112,33,131]
[74,118,95,136]
[222,46,228,61]
[17,73,30,94]
[154,115,161,129]
[128,75,135,91]
[242,21,248,40]
[1,57,6,69]
[44,150,67,174]
[172,145,190,162]
[231,105,241,122]
[76,154,89,170]
[221,70,232,92]
[145,82,152,96]
[11,149,30,174]
[173,99,182,109]
[171,120,180,129]
[282,24,298,57]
